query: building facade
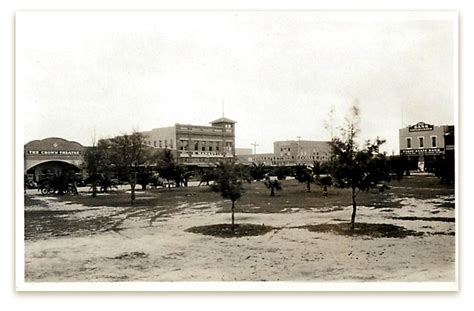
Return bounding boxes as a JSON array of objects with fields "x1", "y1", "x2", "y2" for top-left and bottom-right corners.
[
  {"x1": 141, "y1": 117, "x2": 236, "y2": 166},
  {"x1": 399, "y1": 121, "x2": 455, "y2": 171},
  {"x1": 24, "y1": 137, "x2": 85, "y2": 181},
  {"x1": 237, "y1": 140, "x2": 332, "y2": 166},
  {"x1": 235, "y1": 148, "x2": 253, "y2": 155}
]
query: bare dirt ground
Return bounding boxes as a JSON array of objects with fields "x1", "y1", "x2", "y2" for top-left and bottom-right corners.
[{"x1": 24, "y1": 176, "x2": 455, "y2": 282}]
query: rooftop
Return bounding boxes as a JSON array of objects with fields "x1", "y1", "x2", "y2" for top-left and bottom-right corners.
[{"x1": 210, "y1": 117, "x2": 236, "y2": 124}]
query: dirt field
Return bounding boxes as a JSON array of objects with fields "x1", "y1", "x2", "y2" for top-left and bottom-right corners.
[{"x1": 23, "y1": 175, "x2": 455, "y2": 282}]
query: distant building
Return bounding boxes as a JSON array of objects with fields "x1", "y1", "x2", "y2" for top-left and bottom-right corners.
[
  {"x1": 237, "y1": 140, "x2": 331, "y2": 166},
  {"x1": 399, "y1": 121, "x2": 455, "y2": 171},
  {"x1": 235, "y1": 148, "x2": 253, "y2": 155},
  {"x1": 141, "y1": 117, "x2": 236, "y2": 167},
  {"x1": 24, "y1": 137, "x2": 85, "y2": 181}
]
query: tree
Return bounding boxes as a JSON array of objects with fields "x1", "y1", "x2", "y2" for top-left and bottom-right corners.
[
  {"x1": 295, "y1": 164, "x2": 314, "y2": 192},
  {"x1": 173, "y1": 164, "x2": 194, "y2": 187},
  {"x1": 432, "y1": 154, "x2": 455, "y2": 185},
  {"x1": 264, "y1": 176, "x2": 282, "y2": 197},
  {"x1": 83, "y1": 140, "x2": 112, "y2": 197},
  {"x1": 313, "y1": 161, "x2": 332, "y2": 196},
  {"x1": 329, "y1": 104, "x2": 390, "y2": 229},
  {"x1": 272, "y1": 166, "x2": 292, "y2": 180},
  {"x1": 211, "y1": 162, "x2": 243, "y2": 231},
  {"x1": 249, "y1": 162, "x2": 267, "y2": 181},
  {"x1": 157, "y1": 149, "x2": 177, "y2": 188},
  {"x1": 198, "y1": 168, "x2": 217, "y2": 186},
  {"x1": 106, "y1": 131, "x2": 149, "y2": 204},
  {"x1": 387, "y1": 155, "x2": 408, "y2": 181}
]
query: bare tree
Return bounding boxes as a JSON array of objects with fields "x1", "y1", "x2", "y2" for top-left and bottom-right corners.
[
  {"x1": 107, "y1": 131, "x2": 148, "y2": 204},
  {"x1": 83, "y1": 139, "x2": 112, "y2": 197}
]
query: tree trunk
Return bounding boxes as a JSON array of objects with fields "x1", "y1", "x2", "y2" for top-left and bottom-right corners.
[
  {"x1": 92, "y1": 180, "x2": 97, "y2": 197},
  {"x1": 351, "y1": 187, "x2": 357, "y2": 230},
  {"x1": 231, "y1": 200, "x2": 235, "y2": 231},
  {"x1": 270, "y1": 186, "x2": 275, "y2": 197},
  {"x1": 130, "y1": 172, "x2": 137, "y2": 205},
  {"x1": 307, "y1": 180, "x2": 311, "y2": 192},
  {"x1": 323, "y1": 185, "x2": 328, "y2": 197},
  {"x1": 131, "y1": 184, "x2": 136, "y2": 204}
]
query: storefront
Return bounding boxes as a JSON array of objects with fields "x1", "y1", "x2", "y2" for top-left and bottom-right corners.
[
  {"x1": 24, "y1": 137, "x2": 85, "y2": 182},
  {"x1": 399, "y1": 122, "x2": 454, "y2": 172}
]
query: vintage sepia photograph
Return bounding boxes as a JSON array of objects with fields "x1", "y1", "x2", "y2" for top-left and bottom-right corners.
[{"x1": 16, "y1": 11, "x2": 458, "y2": 291}]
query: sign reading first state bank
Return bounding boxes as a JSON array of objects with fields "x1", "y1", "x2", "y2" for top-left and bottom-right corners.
[{"x1": 401, "y1": 148, "x2": 444, "y2": 156}]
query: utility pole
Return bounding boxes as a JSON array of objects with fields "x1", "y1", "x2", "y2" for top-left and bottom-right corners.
[
  {"x1": 251, "y1": 141, "x2": 259, "y2": 155},
  {"x1": 296, "y1": 136, "x2": 301, "y2": 164}
]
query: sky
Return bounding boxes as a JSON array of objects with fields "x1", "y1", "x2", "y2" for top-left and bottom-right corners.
[{"x1": 17, "y1": 11, "x2": 456, "y2": 154}]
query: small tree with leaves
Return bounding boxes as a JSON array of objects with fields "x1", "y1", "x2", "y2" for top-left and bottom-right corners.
[
  {"x1": 198, "y1": 168, "x2": 217, "y2": 186},
  {"x1": 295, "y1": 164, "x2": 314, "y2": 192},
  {"x1": 249, "y1": 162, "x2": 268, "y2": 181},
  {"x1": 330, "y1": 104, "x2": 390, "y2": 229},
  {"x1": 263, "y1": 176, "x2": 282, "y2": 197},
  {"x1": 313, "y1": 161, "x2": 332, "y2": 196},
  {"x1": 211, "y1": 162, "x2": 243, "y2": 231},
  {"x1": 157, "y1": 149, "x2": 177, "y2": 188}
]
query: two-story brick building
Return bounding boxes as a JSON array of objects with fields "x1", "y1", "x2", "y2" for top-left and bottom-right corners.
[
  {"x1": 399, "y1": 121, "x2": 455, "y2": 171},
  {"x1": 141, "y1": 117, "x2": 236, "y2": 166}
]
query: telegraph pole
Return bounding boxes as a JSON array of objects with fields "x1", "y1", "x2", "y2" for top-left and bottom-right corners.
[
  {"x1": 296, "y1": 136, "x2": 301, "y2": 164},
  {"x1": 251, "y1": 141, "x2": 259, "y2": 155}
]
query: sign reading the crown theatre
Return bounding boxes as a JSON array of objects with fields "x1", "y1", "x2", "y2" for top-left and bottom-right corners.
[
  {"x1": 401, "y1": 148, "x2": 444, "y2": 156},
  {"x1": 27, "y1": 150, "x2": 81, "y2": 155},
  {"x1": 409, "y1": 122, "x2": 434, "y2": 132}
]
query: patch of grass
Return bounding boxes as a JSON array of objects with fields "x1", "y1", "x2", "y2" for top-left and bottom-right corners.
[
  {"x1": 391, "y1": 216, "x2": 455, "y2": 223},
  {"x1": 304, "y1": 222, "x2": 423, "y2": 238},
  {"x1": 42, "y1": 176, "x2": 454, "y2": 215},
  {"x1": 24, "y1": 195, "x2": 49, "y2": 207},
  {"x1": 24, "y1": 210, "x2": 121, "y2": 240},
  {"x1": 437, "y1": 202, "x2": 455, "y2": 209},
  {"x1": 54, "y1": 187, "x2": 222, "y2": 208},
  {"x1": 431, "y1": 231, "x2": 455, "y2": 236},
  {"x1": 186, "y1": 223, "x2": 274, "y2": 238},
  {"x1": 109, "y1": 252, "x2": 148, "y2": 260},
  {"x1": 24, "y1": 175, "x2": 455, "y2": 240}
]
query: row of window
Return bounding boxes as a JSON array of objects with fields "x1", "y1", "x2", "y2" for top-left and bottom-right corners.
[
  {"x1": 146, "y1": 139, "x2": 174, "y2": 148},
  {"x1": 179, "y1": 141, "x2": 233, "y2": 152},
  {"x1": 406, "y1": 136, "x2": 437, "y2": 149},
  {"x1": 179, "y1": 127, "x2": 224, "y2": 132},
  {"x1": 178, "y1": 125, "x2": 233, "y2": 131}
]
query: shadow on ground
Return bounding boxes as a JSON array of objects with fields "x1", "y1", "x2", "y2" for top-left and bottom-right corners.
[
  {"x1": 186, "y1": 223, "x2": 274, "y2": 238},
  {"x1": 303, "y1": 222, "x2": 423, "y2": 238}
]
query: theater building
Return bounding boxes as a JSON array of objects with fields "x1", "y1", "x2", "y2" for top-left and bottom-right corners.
[
  {"x1": 399, "y1": 122, "x2": 455, "y2": 171},
  {"x1": 141, "y1": 117, "x2": 236, "y2": 166},
  {"x1": 237, "y1": 140, "x2": 332, "y2": 166},
  {"x1": 24, "y1": 137, "x2": 85, "y2": 181}
]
